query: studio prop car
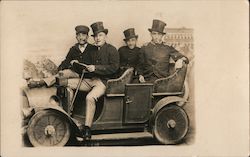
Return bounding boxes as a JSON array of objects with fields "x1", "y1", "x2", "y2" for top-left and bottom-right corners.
[{"x1": 22, "y1": 62, "x2": 190, "y2": 147}]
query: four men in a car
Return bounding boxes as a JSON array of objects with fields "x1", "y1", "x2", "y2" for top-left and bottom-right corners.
[{"x1": 27, "y1": 19, "x2": 189, "y2": 140}]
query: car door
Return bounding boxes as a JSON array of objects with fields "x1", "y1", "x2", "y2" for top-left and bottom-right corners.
[{"x1": 123, "y1": 84, "x2": 153, "y2": 124}]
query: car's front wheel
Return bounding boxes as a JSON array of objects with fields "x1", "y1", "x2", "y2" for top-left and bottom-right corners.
[{"x1": 27, "y1": 109, "x2": 71, "y2": 147}]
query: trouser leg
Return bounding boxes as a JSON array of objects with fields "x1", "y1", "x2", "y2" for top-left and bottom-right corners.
[
  {"x1": 67, "y1": 78, "x2": 92, "y2": 104},
  {"x1": 67, "y1": 78, "x2": 106, "y2": 127},
  {"x1": 43, "y1": 69, "x2": 79, "y2": 86},
  {"x1": 84, "y1": 79, "x2": 106, "y2": 127},
  {"x1": 66, "y1": 87, "x2": 74, "y2": 103}
]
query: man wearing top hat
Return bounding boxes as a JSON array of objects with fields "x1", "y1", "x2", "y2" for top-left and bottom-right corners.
[
  {"x1": 137, "y1": 19, "x2": 189, "y2": 83},
  {"x1": 69, "y1": 21, "x2": 119, "y2": 140},
  {"x1": 28, "y1": 25, "x2": 97, "y2": 87},
  {"x1": 118, "y1": 28, "x2": 141, "y2": 78}
]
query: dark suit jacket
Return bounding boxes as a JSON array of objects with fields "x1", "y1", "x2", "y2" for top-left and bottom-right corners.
[
  {"x1": 58, "y1": 43, "x2": 97, "y2": 73},
  {"x1": 138, "y1": 42, "x2": 189, "y2": 78},
  {"x1": 118, "y1": 46, "x2": 140, "y2": 70},
  {"x1": 89, "y1": 43, "x2": 120, "y2": 83}
]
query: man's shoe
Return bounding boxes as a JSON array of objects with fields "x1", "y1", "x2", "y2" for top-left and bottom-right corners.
[
  {"x1": 28, "y1": 79, "x2": 46, "y2": 88},
  {"x1": 80, "y1": 125, "x2": 92, "y2": 141},
  {"x1": 84, "y1": 126, "x2": 92, "y2": 140}
]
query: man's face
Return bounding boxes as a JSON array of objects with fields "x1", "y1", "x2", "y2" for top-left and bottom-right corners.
[
  {"x1": 126, "y1": 37, "x2": 137, "y2": 49},
  {"x1": 94, "y1": 32, "x2": 107, "y2": 46},
  {"x1": 76, "y1": 33, "x2": 88, "y2": 45},
  {"x1": 150, "y1": 31, "x2": 164, "y2": 44}
]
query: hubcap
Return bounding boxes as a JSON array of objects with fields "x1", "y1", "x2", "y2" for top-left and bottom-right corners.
[
  {"x1": 44, "y1": 125, "x2": 56, "y2": 136},
  {"x1": 167, "y1": 119, "x2": 176, "y2": 129}
]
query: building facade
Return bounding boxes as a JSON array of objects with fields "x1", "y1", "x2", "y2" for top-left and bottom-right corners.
[{"x1": 163, "y1": 27, "x2": 194, "y2": 60}]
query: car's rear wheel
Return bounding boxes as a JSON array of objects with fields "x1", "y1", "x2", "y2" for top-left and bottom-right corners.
[
  {"x1": 27, "y1": 109, "x2": 71, "y2": 147},
  {"x1": 153, "y1": 104, "x2": 189, "y2": 144}
]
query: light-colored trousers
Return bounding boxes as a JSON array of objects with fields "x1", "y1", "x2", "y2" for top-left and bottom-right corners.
[{"x1": 44, "y1": 69, "x2": 106, "y2": 127}]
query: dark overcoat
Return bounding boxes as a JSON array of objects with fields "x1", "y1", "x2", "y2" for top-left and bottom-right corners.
[{"x1": 137, "y1": 42, "x2": 189, "y2": 79}]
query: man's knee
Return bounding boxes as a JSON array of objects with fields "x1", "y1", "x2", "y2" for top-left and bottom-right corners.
[
  {"x1": 61, "y1": 69, "x2": 79, "y2": 78},
  {"x1": 67, "y1": 79, "x2": 79, "y2": 89},
  {"x1": 86, "y1": 94, "x2": 97, "y2": 103},
  {"x1": 95, "y1": 81, "x2": 107, "y2": 94}
]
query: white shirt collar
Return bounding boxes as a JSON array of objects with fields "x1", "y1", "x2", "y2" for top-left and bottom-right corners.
[
  {"x1": 150, "y1": 40, "x2": 163, "y2": 45},
  {"x1": 78, "y1": 43, "x2": 88, "y2": 53}
]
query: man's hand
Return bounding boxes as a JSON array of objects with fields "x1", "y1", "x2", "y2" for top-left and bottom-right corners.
[
  {"x1": 70, "y1": 60, "x2": 79, "y2": 65},
  {"x1": 139, "y1": 75, "x2": 146, "y2": 83},
  {"x1": 175, "y1": 58, "x2": 184, "y2": 70},
  {"x1": 86, "y1": 65, "x2": 95, "y2": 72}
]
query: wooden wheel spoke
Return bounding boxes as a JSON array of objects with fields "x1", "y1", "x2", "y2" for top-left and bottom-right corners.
[
  {"x1": 36, "y1": 119, "x2": 47, "y2": 128},
  {"x1": 44, "y1": 136, "x2": 50, "y2": 146},
  {"x1": 38, "y1": 135, "x2": 47, "y2": 145},
  {"x1": 49, "y1": 136, "x2": 53, "y2": 145},
  {"x1": 55, "y1": 132, "x2": 62, "y2": 142},
  {"x1": 54, "y1": 121, "x2": 63, "y2": 128},
  {"x1": 174, "y1": 112, "x2": 186, "y2": 130},
  {"x1": 56, "y1": 128, "x2": 66, "y2": 134},
  {"x1": 50, "y1": 115, "x2": 57, "y2": 125},
  {"x1": 35, "y1": 123, "x2": 46, "y2": 129},
  {"x1": 34, "y1": 131, "x2": 44, "y2": 140},
  {"x1": 47, "y1": 116, "x2": 51, "y2": 125},
  {"x1": 34, "y1": 128, "x2": 45, "y2": 137},
  {"x1": 52, "y1": 134, "x2": 59, "y2": 144}
]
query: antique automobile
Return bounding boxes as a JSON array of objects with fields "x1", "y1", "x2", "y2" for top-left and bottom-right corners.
[{"x1": 22, "y1": 62, "x2": 190, "y2": 147}]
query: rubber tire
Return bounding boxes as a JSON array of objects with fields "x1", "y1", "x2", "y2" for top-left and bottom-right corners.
[
  {"x1": 27, "y1": 110, "x2": 71, "y2": 147},
  {"x1": 153, "y1": 104, "x2": 189, "y2": 144}
]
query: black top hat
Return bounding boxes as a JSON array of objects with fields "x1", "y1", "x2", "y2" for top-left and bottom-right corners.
[
  {"x1": 90, "y1": 22, "x2": 108, "y2": 36},
  {"x1": 148, "y1": 19, "x2": 166, "y2": 34},
  {"x1": 123, "y1": 28, "x2": 138, "y2": 41},
  {"x1": 75, "y1": 25, "x2": 89, "y2": 34}
]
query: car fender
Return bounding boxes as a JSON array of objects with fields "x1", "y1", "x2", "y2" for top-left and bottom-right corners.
[
  {"x1": 22, "y1": 86, "x2": 57, "y2": 108},
  {"x1": 32, "y1": 106, "x2": 81, "y2": 135},
  {"x1": 152, "y1": 96, "x2": 187, "y2": 118}
]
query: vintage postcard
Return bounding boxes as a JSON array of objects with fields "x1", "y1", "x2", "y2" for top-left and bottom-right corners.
[{"x1": 0, "y1": 0, "x2": 249, "y2": 157}]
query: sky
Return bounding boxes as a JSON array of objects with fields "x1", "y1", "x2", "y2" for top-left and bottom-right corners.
[{"x1": 1, "y1": 1, "x2": 198, "y2": 64}]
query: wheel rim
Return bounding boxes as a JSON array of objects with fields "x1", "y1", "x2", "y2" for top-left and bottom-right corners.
[
  {"x1": 154, "y1": 105, "x2": 189, "y2": 144},
  {"x1": 27, "y1": 110, "x2": 71, "y2": 147}
]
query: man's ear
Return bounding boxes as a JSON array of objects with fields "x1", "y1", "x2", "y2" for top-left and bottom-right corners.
[{"x1": 150, "y1": 32, "x2": 154, "y2": 38}]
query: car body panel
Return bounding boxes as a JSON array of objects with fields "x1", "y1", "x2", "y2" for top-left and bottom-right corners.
[{"x1": 124, "y1": 84, "x2": 153, "y2": 124}]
